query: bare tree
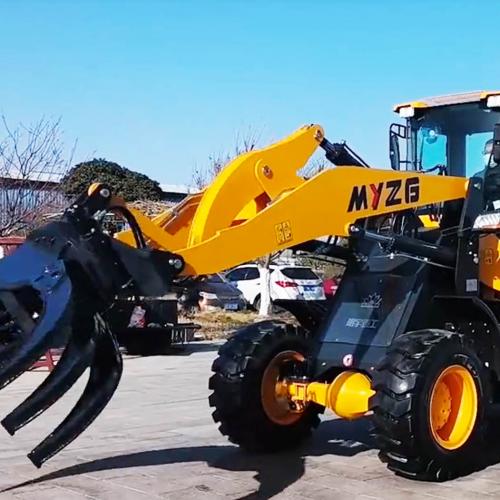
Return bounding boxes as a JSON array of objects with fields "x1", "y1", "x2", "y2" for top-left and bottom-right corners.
[
  {"x1": 0, "y1": 116, "x2": 75, "y2": 236},
  {"x1": 192, "y1": 127, "x2": 261, "y2": 190}
]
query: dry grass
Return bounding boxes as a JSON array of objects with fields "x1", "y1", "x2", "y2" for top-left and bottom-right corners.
[{"x1": 180, "y1": 309, "x2": 297, "y2": 340}]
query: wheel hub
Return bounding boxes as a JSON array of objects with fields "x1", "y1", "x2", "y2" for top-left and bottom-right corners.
[
  {"x1": 429, "y1": 364, "x2": 478, "y2": 450},
  {"x1": 261, "y1": 350, "x2": 305, "y2": 425},
  {"x1": 431, "y1": 382, "x2": 452, "y2": 431}
]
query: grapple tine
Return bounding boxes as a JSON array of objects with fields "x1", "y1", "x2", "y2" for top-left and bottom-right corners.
[
  {"x1": 0, "y1": 291, "x2": 35, "y2": 335},
  {"x1": 1, "y1": 312, "x2": 96, "y2": 435},
  {"x1": 27, "y1": 314, "x2": 123, "y2": 468}
]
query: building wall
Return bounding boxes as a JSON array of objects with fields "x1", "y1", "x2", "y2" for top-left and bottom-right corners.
[
  {"x1": 0, "y1": 186, "x2": 67, "y2": 227},
  {"x1": 1, "y1": 176, "x2": 191, "y2": 235},
  {"x1": 0, "y1": 180, "x2": 67, "y2": 235}
]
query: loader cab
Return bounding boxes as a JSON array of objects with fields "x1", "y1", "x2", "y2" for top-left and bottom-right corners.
[{"x1": 390, "y1": 91, "x2": 500, "y2": 178}]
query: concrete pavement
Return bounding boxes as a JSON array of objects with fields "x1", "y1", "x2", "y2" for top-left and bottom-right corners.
[{"x1": 0, "y1": 342, "x2": 499, "y2": 499}]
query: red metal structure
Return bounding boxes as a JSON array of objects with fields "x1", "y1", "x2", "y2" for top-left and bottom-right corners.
[{"x1": 0, "y1": 236, "x2": 25, "y2": 257}]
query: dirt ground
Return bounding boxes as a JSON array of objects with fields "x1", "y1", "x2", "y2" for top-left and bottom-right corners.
[{"x1": 181, "y1": 309, "x2": 297, "y2": 340}]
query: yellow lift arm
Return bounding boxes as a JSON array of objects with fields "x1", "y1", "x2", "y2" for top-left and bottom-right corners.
[{"x1": 115, "y1": 124, "x2": 468, "y2": 276}]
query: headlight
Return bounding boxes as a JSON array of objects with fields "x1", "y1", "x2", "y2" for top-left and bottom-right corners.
[
  {"x1": 487, "y1": 95, "x2": 500, "y2": 108},
  {"x1": 398, "y1": 106, "x2": 415, "y2": 118},
  {"x1": 200, "y1": 292, "x2": 218, "y2": 299}
]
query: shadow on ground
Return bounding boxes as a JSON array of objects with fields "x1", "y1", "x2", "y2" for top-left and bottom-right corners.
[
  {"x1": 4, "y1": 417, "x2": 373, "y2": 499},
  {"x1": 167, "y1": 341, "x2": 223, "y2": 355},
  {"x1": 123, "y1": 340, "x2": 222, "y2": 358}
]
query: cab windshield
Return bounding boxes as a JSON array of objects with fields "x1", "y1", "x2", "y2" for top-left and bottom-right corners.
[{"x1": 410, "y1": 103, "x2": 500, "y2": 177}]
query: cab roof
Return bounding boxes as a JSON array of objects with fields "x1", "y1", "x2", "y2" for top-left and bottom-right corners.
[{"x1": 394, "y1": 90, "x2": 500, "y2": 113}]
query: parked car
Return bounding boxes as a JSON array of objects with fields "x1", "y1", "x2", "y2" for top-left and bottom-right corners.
[
  {"x1": 225, "y1": 264, "x2": 325, "y2": 309},
  {"x1": 178, "y1": 273, "x2": 247, "y2": 312}
]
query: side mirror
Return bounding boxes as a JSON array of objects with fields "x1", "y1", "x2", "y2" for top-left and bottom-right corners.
[
  {"x1": 389, "y1": 132, "x2": 400, "y2": 170},
  {"x1": 493, "y1": 123, "x2": 500, "y2": 165},
  {"x1": 389, "y1": 123, "x2": 406, "y2": 170}
]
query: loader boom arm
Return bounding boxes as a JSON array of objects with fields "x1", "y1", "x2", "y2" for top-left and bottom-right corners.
[{"x1": 116, "y1": 124, "x2": 468, "y2": 275}]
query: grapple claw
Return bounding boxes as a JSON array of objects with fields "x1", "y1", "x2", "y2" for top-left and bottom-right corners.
[
  {"x1": 27, "y1": 314, "x2": 122, "y2": 468},
  {"x1": 0, "y1": 184, "x2": 182, "y2": 466}
]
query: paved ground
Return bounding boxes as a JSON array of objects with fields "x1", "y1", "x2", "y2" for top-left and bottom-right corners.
[{"x1": 0, "y1": 342, "x2": 500, "y2": 499}]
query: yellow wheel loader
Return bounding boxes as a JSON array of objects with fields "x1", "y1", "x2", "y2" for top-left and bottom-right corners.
[{"x1": 1, "y1": 90, "x2": 500, "y2": 481}]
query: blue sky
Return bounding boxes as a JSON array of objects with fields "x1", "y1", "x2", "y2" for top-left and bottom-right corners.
[{"x1": 1, "y1": 0, "x2": 499, "y2": 185}]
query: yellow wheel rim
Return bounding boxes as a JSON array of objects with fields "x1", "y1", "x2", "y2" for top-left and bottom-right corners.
[
  {"x1": 261, "y1": 350, "x2": 304, "y2": 425},
  {"x1": 429, "y1": 364, "x2": 478, "y2": 450}
]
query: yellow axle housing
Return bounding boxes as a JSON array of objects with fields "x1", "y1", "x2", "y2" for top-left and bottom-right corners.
[{"x1": 287, "y1": 371, "x2": 375, "y2": 420}]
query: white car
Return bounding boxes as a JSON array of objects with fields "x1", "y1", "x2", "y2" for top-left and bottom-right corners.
[{"x1": 225, "y1": 264, "x2": 325, "y2": 309}]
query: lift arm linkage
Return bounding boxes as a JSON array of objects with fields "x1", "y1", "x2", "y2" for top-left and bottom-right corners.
[{"x1": 115, "y1": 124, "x2": 469, "y2": 275}]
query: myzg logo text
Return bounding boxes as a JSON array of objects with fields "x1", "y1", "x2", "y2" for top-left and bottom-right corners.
[{"x1": 347, "y1": 177, "x2": 420, "y2": 212}]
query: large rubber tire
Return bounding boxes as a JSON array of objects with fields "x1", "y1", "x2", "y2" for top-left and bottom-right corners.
[
  {"x1": 209, "y1": 320, "x2": 322, "y2": 451},
  {"x1": 370, "y1": 329, "x2": 491, "y2": 481}
]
